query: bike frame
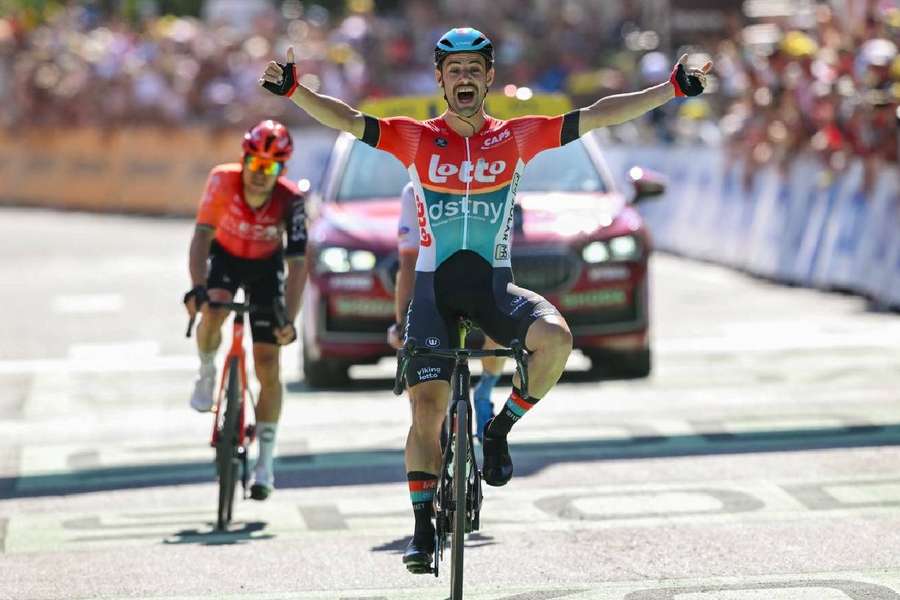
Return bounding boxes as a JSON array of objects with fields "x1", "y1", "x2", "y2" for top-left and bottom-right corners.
[
  {"x1": 187, "y1": 296, "x2": 285, "y2": 531},
  {"x1": 210, "y1": 312, "x2": 253, "y2": 450},
  {"x1": 393, "y1": 321, "x2": 528, "y2": 599}
]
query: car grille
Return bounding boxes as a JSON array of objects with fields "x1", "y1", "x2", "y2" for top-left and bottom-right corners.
[
  {"x1": 380, "y1": 249, "x2": 579, "y2": 295},
  {"x1": 326, "y1": 314, "x2": 393, "y2": 334},
  {"x1": 511, "y1": 250, "x2": 579, "y2": 294},
  {"x1": 563, "y1": 302, "x2": 639, "y2": 327}
]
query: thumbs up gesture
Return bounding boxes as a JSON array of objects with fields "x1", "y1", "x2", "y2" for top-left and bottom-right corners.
[
  {"x1": 670, "y1": 54, "x2": 713, "y2": 97},
  {"x1": 260, "y1": 46, "x2": 299, "y2": 97}
]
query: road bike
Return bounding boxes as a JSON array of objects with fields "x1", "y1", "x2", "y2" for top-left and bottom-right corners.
[
  {"x1": 394, "y1": 319, "x2": 528, "y2": 600},
  {"x1": 186, "y1": 297, "x2": 284, "y2": 530}
]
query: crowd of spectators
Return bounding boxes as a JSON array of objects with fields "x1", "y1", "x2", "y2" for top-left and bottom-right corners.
[
  {"x1": 709, "y1": 0, "x2": 900, "y2": 183},
  {"x1": 1, "y1": 0, "x2": 897, "y2": 174}
]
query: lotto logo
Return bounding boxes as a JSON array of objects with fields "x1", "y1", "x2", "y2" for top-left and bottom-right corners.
[{"x1": 427, "y1": 154, "x2": 507, "y2": 184}]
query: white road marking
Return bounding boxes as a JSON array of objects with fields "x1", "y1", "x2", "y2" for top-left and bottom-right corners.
[
  {"x1": 67, "y1": 340, "x2": 160, "y2": 360},
  {"x1": 51, "y1": 294, "x2": 123, "y2": 314},
  {"x1": 0, "y1": 339, "x2": 301, "y2": 377},
  {"x1": 571, "y1": 491, "x2": 723, "y2": 516},
  {"x1": 0, "y1": 354, "x2": 198, "y2": 375}
]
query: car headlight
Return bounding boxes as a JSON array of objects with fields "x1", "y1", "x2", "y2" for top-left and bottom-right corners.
[
  {"x1": 317, "y1": 247, "x2": 377, "y2": 273},
  {"x1": 608, "y1": 235, "x2": 640, "y2": 260},
  {"x1": 582, "y1": 236, "x2": 641, "y2": 264},
  {"x1": 582, "y1": 241, "x2": 610, "y2": 263}
]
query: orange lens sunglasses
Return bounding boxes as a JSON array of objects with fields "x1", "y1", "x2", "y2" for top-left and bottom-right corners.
[{"x1": 244, "y1": 155, "x2": 283, "y2": 176}]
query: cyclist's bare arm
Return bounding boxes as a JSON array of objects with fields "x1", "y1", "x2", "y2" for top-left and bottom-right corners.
[
  {"x1": 576, "y1": 54, "x2": 712, "y2": 134},
  {"x1": 189, "y1": 225, "x2": 215, "y2": 287},
  {"x1": 260, "y1": 47, "x2": 366, "y2": 139}
]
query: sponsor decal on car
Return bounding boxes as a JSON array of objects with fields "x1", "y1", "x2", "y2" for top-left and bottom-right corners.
[
  {"x1": 588, "y1": 266, "x2": 631, "y2": 282},
  {"x1": 332, "y1": 297, "x2": 395, "y2": 317},
  {"x1": 559, "y1": 289, "x2": 628, "y2": 309}
]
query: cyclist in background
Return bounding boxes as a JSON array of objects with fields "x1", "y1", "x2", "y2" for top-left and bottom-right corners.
[
  {"x1": 388, "y1": 182, "x2": 504, "y2": 441},
  {"x1": 183, "y1": 119, "x2": 308, "y2": 501},
  {"x1": 260, "y1": 27, "x2": 709, "y2": 571}
]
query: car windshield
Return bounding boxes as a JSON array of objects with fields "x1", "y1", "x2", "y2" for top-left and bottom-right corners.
[{"x1": 334, "y1": 137, "x2": 606, "y2": 201}]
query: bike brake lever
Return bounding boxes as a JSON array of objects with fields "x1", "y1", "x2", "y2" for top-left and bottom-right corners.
[
  {"x1": 393, "y1": 350, "x2": 409, "y2": 396},
  {"x1": 185, "y1": 315, "x2": 196, "y2": 338}
]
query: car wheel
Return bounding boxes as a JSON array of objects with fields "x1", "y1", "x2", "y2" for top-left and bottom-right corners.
[
  {"x1": 302, "y1": 343, "x2": 351, "y2": 388},
  {"x1": 585, "y1": 348, "x2": 651, "y2": 380}
]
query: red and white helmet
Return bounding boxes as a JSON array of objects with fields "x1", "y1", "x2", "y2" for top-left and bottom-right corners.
[{"x1": 242, "y1": 119, "x2": 293, "y2": 162}]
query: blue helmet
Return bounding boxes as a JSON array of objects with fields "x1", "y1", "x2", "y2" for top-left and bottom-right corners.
[{"x1": 434, "y1": 27, "x2": 494, "y2": 69}]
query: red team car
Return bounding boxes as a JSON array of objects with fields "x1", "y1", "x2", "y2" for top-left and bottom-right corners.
[{"x1": 300, "y1": 130, "x2": 665, "y2": 387}]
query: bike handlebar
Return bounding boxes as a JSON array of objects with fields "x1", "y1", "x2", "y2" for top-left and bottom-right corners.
[
  {"x1": 185, "y1": 300, "x2": 287, "y2": 338},
  {"x1": 392, "y1": 338, "x2": 529, "y2": 398}
]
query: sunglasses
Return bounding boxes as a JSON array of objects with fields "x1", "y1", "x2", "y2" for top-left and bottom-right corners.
[{"x1": 244, "y1": 155, "x2": 284, "y2": 176}]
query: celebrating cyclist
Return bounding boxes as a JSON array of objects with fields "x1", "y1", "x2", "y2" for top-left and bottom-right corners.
[
  {"x1": 183, "y1": 119, "x2": 308, "y2": 501},
  {"x1": 389, "y1": 181, "x2": 504, "y2": 441},
  {"x1": 260, "y1": 28, "x2": 710, "y2": 571}
]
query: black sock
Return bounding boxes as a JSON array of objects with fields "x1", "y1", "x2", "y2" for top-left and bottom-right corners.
[
  {"x1": 486, "y1": 386, "x2": 540, "y2": 438},
  {"x1": 407, "y1": 471, "x2": 437, "y2": 538}
]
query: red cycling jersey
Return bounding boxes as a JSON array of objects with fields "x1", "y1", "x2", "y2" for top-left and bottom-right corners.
[
  {"x1": 196, "y1": 163, "x2": 306, "y2": 260},
  {"x1": 362, "y1": 112, "x2": 580, "y2": 270}
]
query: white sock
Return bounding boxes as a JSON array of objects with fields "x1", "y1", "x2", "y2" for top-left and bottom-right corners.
[
  {"x1": 199, "y1": 351, "x2": 216, "y2": 372},
  {"x1": 255, "y1": 421, "x2": 278, "y2": 474}
]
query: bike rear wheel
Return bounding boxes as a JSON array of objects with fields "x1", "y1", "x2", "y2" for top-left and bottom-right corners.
[
  {"x1": 449, "y1": 402, "x2": 467, "y2": 599},
  {"x1": 216, "y1": 357, "x2": 242, "y2": 531}
]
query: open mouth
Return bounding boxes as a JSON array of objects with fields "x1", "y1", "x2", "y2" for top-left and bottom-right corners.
[{"x1": 455, "y1": 86, "x2": 476, "y2": 105}]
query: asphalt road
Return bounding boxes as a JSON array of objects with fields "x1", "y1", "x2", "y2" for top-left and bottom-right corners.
[{"x1": 2, "y1": 207, "x2": 900, "y2": 600}]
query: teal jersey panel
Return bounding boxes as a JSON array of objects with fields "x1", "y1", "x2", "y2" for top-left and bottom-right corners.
[{"x1": 420, "y1": 186, "x2": 511, "y2": 266}]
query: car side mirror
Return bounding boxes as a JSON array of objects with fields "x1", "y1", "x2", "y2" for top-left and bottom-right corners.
[{"x1": 628, "y1": 166, "x2": 666, "y2": 204}]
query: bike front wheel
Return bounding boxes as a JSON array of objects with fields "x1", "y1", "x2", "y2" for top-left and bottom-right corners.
[
  {"x1": 449, "y1": 403, "x2": 468, "y2": 599},
  {"x1": 216, "y1": 357, "x2": 242, "y2": 531}
]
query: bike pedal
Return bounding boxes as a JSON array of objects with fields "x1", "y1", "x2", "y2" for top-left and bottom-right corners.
[{"x1": 405, "y1": 561, "x2": 434, "y2": 575}]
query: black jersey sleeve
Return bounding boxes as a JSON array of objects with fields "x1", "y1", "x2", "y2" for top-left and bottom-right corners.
[{"x1": 285, "y1": 194, "x2": 307, "y2": 258}]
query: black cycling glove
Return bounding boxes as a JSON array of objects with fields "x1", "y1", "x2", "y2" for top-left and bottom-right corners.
[
  {"x1": 262, "y1": 62, "x2": 299, "y2": 97},
  {"x1": 183, "y1": 285, "x2": 209, "y2": 309},
  {"x1": 669, "y1": 63, "x2": 705, "y2": 97}
]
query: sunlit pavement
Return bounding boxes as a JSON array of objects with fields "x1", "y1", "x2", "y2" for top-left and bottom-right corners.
[{"x1": 2, "y1": 208, "x2": 900, "y2": 600}]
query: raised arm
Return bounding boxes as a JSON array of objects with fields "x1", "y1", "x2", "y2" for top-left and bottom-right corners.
[
  {"x1": 260, "y1": 47, "x2": 366, "y2": 139},
  {"x1": 577, "y1": 54, "x2": 712, "y2": 135}
]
